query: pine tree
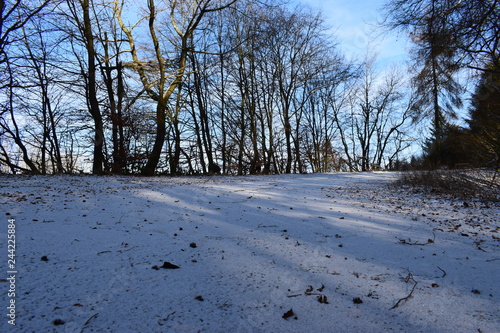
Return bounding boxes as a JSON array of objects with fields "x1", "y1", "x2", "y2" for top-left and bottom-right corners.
[{"x1": 467, "y1": 63, "x2": 500, "y2": 168}]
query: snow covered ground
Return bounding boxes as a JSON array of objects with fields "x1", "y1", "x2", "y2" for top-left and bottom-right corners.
[{"x1": 1, "y1": 172, "x2": 499, "y2": 333}]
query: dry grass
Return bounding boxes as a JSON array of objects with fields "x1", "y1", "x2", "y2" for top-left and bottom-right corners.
[{"x1": 397, "y1": 168, "x2": 500, "y2": 203}]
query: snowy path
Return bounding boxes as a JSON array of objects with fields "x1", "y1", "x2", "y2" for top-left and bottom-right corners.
[{"x1": 1, "y1": 172, "x2": 499, "y2": 332}]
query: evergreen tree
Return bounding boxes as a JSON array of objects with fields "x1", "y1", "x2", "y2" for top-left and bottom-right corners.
[
  {"x1": 467, "y1": 62, "x2": 500, "y2": 168},
  {"x1": 384, "y1": 0, "x2": 463, "y2": 157}
]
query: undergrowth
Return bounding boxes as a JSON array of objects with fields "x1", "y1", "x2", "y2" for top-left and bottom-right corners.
[{"x1": 397, "y1": 168, "x2": 500, "y2": 203}]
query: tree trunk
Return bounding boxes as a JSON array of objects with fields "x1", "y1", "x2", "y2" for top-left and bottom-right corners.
[
  {"x1": 82, "y1": 0, "x2": 104, "y2": 174},
  {"x1": 142, "y1": 100, "x2": 167, "y2": 175}
]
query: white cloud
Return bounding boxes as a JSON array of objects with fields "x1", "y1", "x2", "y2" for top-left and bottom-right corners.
[{"x1": 293, "y1": 0, "x2": 409, "y2": 63}]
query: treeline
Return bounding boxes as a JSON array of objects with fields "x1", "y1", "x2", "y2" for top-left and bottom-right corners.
[{"x1": 0, "y1": 0, "x2": 497, "y2": 175}]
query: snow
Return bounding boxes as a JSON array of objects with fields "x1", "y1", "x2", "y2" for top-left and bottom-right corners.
[{"x1": 1, "y1": 172, "x2": 499, "y2": 332}]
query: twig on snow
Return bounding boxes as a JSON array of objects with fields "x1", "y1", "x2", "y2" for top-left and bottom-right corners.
[
  {"x1": 80, "y1": 313, "x2": 99, "y2": 332},
  {"x1": 117, "y1": 245, "x2": 138, "y2": 253},
  {"x1": 257, "y1": 224, "x2": 278, "y2": 228},
  {"x1": 390, "y1": 271, "x2": 418, "y2": 310},
  {"x1": 474, "y1": 240, "x2": 487, "y2": 252},
  {"x1": 437, "y1": 266, "x2": 447, "y2": 278},
  {"x1": 486, "y1": 258, "x2": 500, "y2": 262},
  {"x1": 398, "y1": 233, "x2": 435, "y2": 246}
]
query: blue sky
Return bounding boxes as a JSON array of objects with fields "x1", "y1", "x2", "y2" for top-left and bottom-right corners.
[{"x1": 293, "y1": 0, "x2": 410, "y2": 65}]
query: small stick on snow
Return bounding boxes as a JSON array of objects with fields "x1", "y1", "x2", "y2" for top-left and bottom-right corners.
[
  {"x1": 398, "y1": 233, "x2": 435, "y2": 246},
  {"x1": 486, "y1": 258, "x2": 500, "y2": 262},
  {"x1": 390, "y1": 272, "x2": 418, "y2": 310},
  {"x1": 81, "y1": 313, "x2": 99, "y2": 332},
  {"x1": 437, "y1": 266, "x2": 447, "y2": 278},
  {"x1": 117, "y1": 245, "x2": 138, "y2": 253}
]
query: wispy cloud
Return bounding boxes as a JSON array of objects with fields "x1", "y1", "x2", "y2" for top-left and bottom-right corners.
[{"x1": 294, "y1": 0, "x2": 409, "y2": 63}]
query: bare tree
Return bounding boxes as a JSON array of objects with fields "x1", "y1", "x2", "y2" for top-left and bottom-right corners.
[
  {"x1": 302, "y1": 57, "x2": 354, "y2": 172},
  {"x1": 337, "y1": 54, "x2": 413, "y2": 171},
  {"x1": 98, "y1": 31, "x2": 127, "y2": 174},
  {"x1": 0, "y1": 64, "x2": 41, "y2": 173},
  {"x1": 116, "y1": 0, "x2": 235, "y2": 175},
  {"x1": 19, "y1": 22, "x2": 65, "y2": 174},
  {"x1": 0, "y1": 0, "x2": 53, "y2": 68},
  {"x1": 0, "y1": 0, "x2": 56, "y2": 173},
  {"x1": 264, "y1": 6, "x2": 334, "y2": 173},
  {"x1": 62, "y1": 0, "x2": 106, "y2": 174}
]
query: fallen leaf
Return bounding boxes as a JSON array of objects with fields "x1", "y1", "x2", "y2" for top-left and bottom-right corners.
[
  {"x1": 161, "y1": 262, "x2": 180, "y2": 269},
  {"x1": 353, "y1": 297, "x2": 363, "y2": 304},
  {"x1": 317, "y1": 295, "x2": 329, "y2": 304},
  {"x1": 52, "y1": 319, "x2": 65, "y2": 326},
  {"x1": 282, "y1": 309, "x2": 296, "y2": 320}
]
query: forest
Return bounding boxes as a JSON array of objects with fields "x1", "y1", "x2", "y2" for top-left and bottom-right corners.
[{"x1": 0, "y1": 0, "x2": 498, "y2": 175}]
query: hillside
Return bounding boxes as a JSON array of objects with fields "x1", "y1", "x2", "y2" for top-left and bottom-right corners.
[{"x1": 1, "y1": 172, "x2": 499, "y2": 332}]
